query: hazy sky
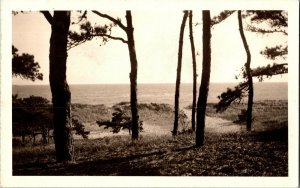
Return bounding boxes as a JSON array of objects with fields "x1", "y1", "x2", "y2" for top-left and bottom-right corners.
[{"x1": 12, "y1": 11, "x2": 288, "y2": 85}]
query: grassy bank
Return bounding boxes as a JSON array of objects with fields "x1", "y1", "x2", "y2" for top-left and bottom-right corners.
[
  {"x1": 13, "y1": 100, "x2": 288, "y2": 176},
  {"x1": 205, "y1": 100, "x2": 288, "y2": 132}
]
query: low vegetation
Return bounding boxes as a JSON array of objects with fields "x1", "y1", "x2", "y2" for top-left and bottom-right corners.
[
  {"x1": 205, "y1": 100, "x2": 288, "y2": 131},
  {"x1": 13, "y1": 100, "x2": 288, "y2": 176}
]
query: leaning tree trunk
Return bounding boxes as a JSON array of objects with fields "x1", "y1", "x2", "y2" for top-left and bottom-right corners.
[
  {"x1": 126, "y1": 11, "x2": 139, "y2": 140},
  {"x1": 238, "y1": 10, "x2": 253, "y2": 131},
  {"x1": 49, "y1": 11, "x2": 74, "y2": 162},
  {"x1": 195, "y1": 10, "x2": 211, "y2": 147},
  {"x1": 188, "y1": 10, "x2": 197, "y2": 132},
  {"x1": 173, "y1": 11, "x2": 189, "y2": 136}
]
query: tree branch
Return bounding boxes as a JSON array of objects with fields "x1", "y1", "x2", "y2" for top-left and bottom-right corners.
[
  {"x1": 92, "y1": 11, "x2": 127, "y2": 31},
  {"x1": 67, "y1": 33, "x2": 127, "y2": 50},
  {"x1": 252, "y1": 63, "x2": 288, "y2": 81},
  {"x1": 245, "y1": 24, "x2": 288, "y2": 35},
  {"x1": 67, "y1": 40, "x2": 88, "y2": 51},
  {"x1": 211, "y1": 10, "x2": 235, "y2": 26},
  {"x1": 72, "y1": 11, "x2": 87, "y2": 25},
  {"x1": 94, "y1": 34, "x2": 128, "y2": 43},
  {"x1": 40, "y1": 11, "x2": 53, "y2": 25}
]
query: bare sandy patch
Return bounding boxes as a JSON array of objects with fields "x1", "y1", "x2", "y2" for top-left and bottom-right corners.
[{"x1": 74, "y1": 109, "x2": 243, "y2": 140}]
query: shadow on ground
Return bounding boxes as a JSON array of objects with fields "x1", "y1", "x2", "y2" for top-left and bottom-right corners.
[{"x1": 14, "y1": 146, "x2": 196, "y2": 176}]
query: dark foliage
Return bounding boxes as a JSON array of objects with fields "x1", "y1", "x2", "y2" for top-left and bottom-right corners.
[
  {"x1": 12, "y1": 95, "x2": 52, "y2": 144},
  {"x1": 214, "y1": 82, "x2": 248, "y2": 112},
  {"x1": 252, "y1": 63, "x2": 288, "y2": 82},
  {"x1": 68, "y1": 19, "x2": 121, "y2": 50},
  {"x1": 260, "y1": 45, "x2": 287, "y2": 60},
  {"x1": 68, "y1": 11, "x2": 140, "y2": 140},
  {"x1": 215, "y1": 11, "x2": 288, "y2": 123},
  {"x1": 211, "y1": 10, "x2": 235, "y2": 26},
  {"x1": 72, "y1": 118, "x2": 90, "y2": 139},
  {"x1": 246, "y1": 11, "x2": 288, "y2": 80},
  {"x1": 13, "y1": 95, "x2": 91, "y2": 144},
  {"x1": 247, "y1": 11, "x2": 287, "y2": 31},
  {"x1": 12, "y1": 45, "x2": 43, "y2": 81},
  {"x1": 96, "y1": 111, "x2": 143, "y2": 135}
]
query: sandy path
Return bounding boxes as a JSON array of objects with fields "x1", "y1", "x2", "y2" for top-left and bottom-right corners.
[
  {"x1": 75, "y1": 110, "x2": 242, "y2": 140},
  {"x1": 183, "y1": 109, "x2": 242, "y2": 134},
  {"x1": 141, "y1": 116, "x2": 242, "y2": 136}
]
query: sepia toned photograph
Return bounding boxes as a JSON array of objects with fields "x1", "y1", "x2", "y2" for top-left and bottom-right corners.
[{"x1": 1, "y1": 1, "x2": 299, "y2": 187}]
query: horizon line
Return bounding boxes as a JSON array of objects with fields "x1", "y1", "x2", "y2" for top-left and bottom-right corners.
[{"x1": 13, "y1": 81, "x2": 288, "y2": 86}]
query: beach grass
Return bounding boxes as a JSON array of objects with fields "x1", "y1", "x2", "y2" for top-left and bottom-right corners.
[
  {"x1": 205, "y1": 100, "x2": 288, "y2": 132},
  {"x1": 13, "y1": 100, "x2": 288, "y2": 176}
]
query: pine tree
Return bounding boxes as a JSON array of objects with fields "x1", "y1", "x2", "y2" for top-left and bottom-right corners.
[
  {"x1": 195, "y1": 10, "x2": 211, "y2": 147},
  {"x1": 41, "y1": 11, "x2": 74, "y2": 162},
  {"x1": 12, "y1": 45, "x2": 43, "y2": 81},
  {"x1": 173, "y1": 11, "x2": 188, "y2": 136},
  {"x1": 214, "y1": 11, "x2": 288, "y2": 130},
  {"x1": 68, "y1": 11, "x2": 140, "y2": 140},
  {"x1": 188, "y1": 10, "x2": 197, "y2": 132}
]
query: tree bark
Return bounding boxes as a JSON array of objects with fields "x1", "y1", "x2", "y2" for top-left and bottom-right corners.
[
  {"x1": 49, "y1": 11, "x2": 74, "y2": 162},
  {"x1": 173, "y1": 11, "x2": 189, "y2": 136},
  {"x1": 22, "y1": 135, "x2": 25, "y2": 144},
  {"x1": 126, "y1": 11, "x2": 139, "y2": 140},
  {"x1": 196, "y1": 10, "x2": 211, "y2": 147},
  {"x1": 188, "y1": 11, "x2": 197, "y2": 132},
  {"x1": 238, "y1": 11, "x2": 253, "y2": 131}
]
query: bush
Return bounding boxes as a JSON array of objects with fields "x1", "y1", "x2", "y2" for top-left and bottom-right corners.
[
  {"x1": 96, "y1": 110, "x2": 143, "y2": 135},
  {"x1": 12, "y1": 95, "x2": 53, "y2": 145}
]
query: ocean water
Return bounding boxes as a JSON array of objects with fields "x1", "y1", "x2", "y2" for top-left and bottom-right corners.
[{"x1": 12, "y1": 82, "x2": 288, "y2": 107}]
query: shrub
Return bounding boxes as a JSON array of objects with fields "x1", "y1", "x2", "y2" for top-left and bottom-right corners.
[
  {"x1": 96, "y1": 111, "x2": 143, "y2": 135},
  {"x1": 12, "y1": 95, "x2": 53, "y2": 145}
]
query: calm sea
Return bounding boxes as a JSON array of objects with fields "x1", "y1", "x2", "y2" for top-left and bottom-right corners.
[{"x1": 12, "y1": 83, "x2": 288, "y2": 107}]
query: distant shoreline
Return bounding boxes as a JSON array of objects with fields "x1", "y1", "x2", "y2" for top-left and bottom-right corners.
[
  {"x1": 12, "y1": 81, "x2": 288, "y2": 86},
  {"x1": 13, "y1": 83, "x2": 288, "y2": 106}
]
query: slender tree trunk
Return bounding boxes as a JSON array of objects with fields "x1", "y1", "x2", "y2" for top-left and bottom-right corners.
[
  {"x1": 188, "y1": 10, "x2": 197, "y2": 132},
  {"x1": 21, "y1": 134, "x2": 25, "y2": 144},
  {"x1": 238, "y1": 11, "x2": 253, "y2": 131},
  {"x1": 49, "y1": 11, "x2": 74, "y2": 162},
  {"x1": 126, "y1": 11, "x2": 139, "y2": 140},
  {"x1": 33, "y1": 133, "x2": 36, "y2": 145},
  {"x1": 196, "y1": 10, "x2": 211, "y2": 147},
  {"x1": 42, "y1": 129, "x2": 48, "y2": 144},
  {"x1": 173, "y1": 11, "x2": 189, "y2": 136}
]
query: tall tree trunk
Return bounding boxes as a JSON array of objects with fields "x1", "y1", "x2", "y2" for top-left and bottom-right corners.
[
  {"x1": 21, "y1": 134, "x2": 25, "y2": 144},
  {"x1": 173, "y1": 11, "x2": 189, "y2": 136},
  {"x1": 126, "y1": 11, "x2": 139, "y2": 140},
  {"x1": 238, "y1": 11, "x2": 253, "y2": 131},
  {"x1": 49, "y1": 11, "x2": 74, "y2": 162},
  {"x1": 196, "y1": 10, "x2": 211, "y2": 147},
  {"x1": 33, "y1": 133, "x2": 36, "y2": 145},
  {"x1": 42, "y1": 128, "x2": 48, "y2": 144},
  {"x1": 188, "y1": 10, "x2": 197, "y2": 132}
]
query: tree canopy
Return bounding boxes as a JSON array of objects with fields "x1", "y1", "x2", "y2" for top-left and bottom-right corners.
[
  {"x1": 214, "y1": 10, "x2": 288, "y2": 118},
  {"x1": 12, "y1": 45, "x2": 43, "y2": 81}
]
